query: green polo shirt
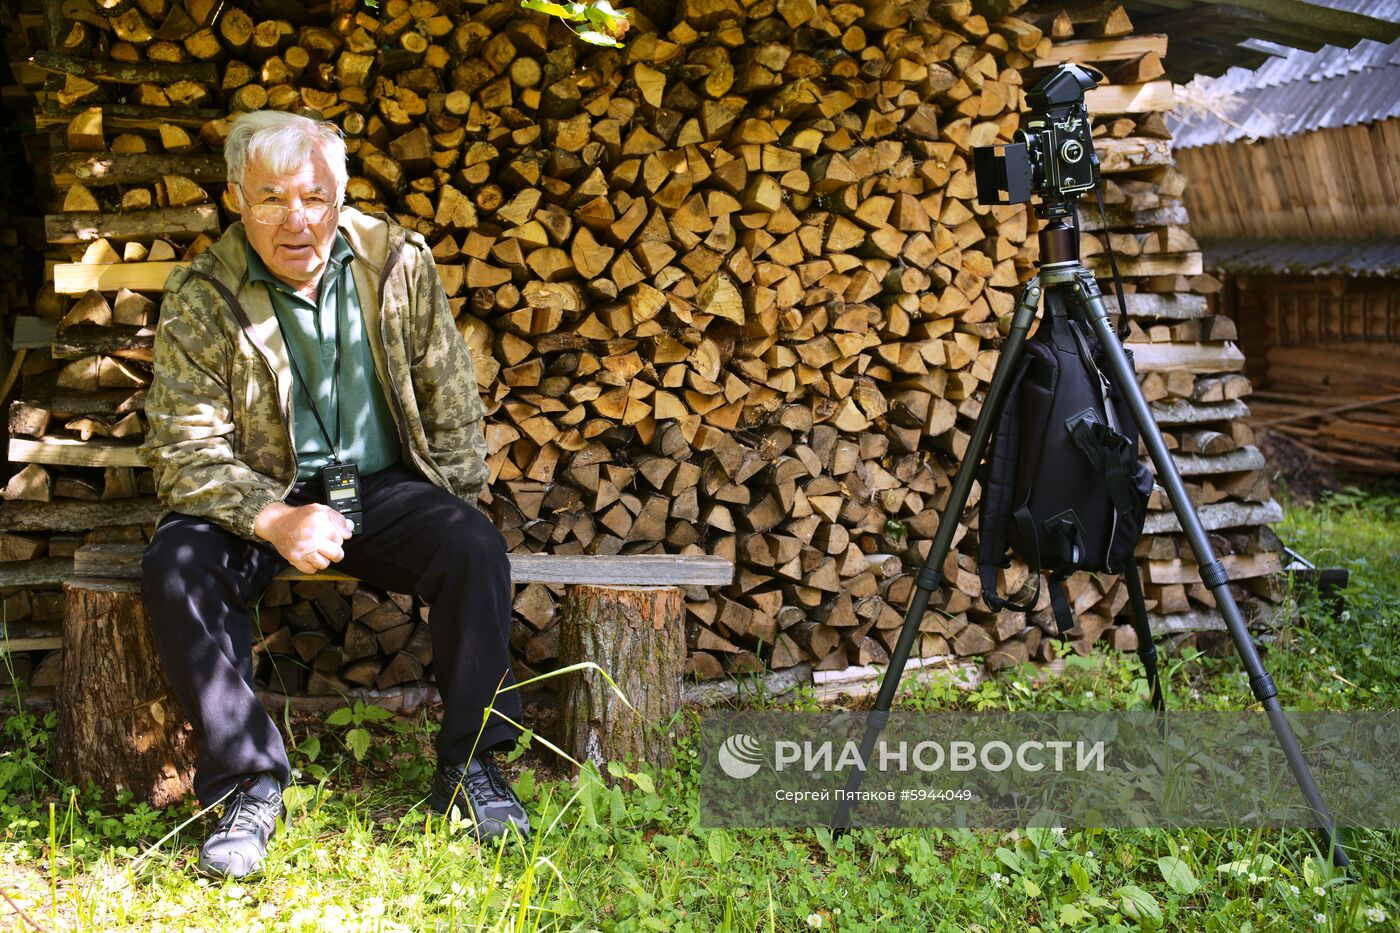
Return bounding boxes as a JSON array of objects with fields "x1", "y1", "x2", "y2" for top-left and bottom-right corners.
[{"x1": 246, "y1": 232, "x2": 401, "y2": 480}]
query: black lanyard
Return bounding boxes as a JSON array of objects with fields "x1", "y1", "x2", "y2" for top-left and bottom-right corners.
[{"x1": 277, "y1": 262, "x2": 347, "y2": 462}]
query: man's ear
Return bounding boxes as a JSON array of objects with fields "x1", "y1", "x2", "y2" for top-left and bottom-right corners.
[{"x1": 227, "y1": 182, "x2": 241, "y2": 209}]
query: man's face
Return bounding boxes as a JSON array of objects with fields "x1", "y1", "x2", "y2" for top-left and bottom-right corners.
[{"x1": 231, "y1": 147, "x2": 340, "y2": 291}]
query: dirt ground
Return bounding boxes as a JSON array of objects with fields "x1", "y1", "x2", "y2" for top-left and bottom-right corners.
[{"x1": 1254, "y1": 427, "x2": 1345, "y2": 504}]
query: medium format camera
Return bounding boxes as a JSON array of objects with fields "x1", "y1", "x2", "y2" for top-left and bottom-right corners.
[{"x1": 973, "y1": 63, "x2": 1101, "y2": 212}]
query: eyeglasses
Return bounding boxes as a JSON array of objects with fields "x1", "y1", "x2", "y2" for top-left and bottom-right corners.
[{"x1": 238, "y1": 185, "x2": 337, "y2": 226}]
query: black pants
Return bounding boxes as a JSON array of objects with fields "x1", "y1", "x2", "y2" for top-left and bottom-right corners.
[{"x1": 142, "y1": 464, "x2": 522, "y2": 805}]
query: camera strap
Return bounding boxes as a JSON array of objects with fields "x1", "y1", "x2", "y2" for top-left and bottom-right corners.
[
  {"x1": 1094, "y1": 184, "x2": 1132, "y2": 340},
  {"x1": 277, "y1": 263, "x2": 348, "y2": 461}
]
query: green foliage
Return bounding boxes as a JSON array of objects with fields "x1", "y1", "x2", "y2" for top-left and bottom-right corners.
[
  {"x1": 1, "y1": 491, "x2": 1397, "y2": 930},
  {"x1": 325, "y1": 700, "x2": 396, "y2": 762},
  {"x1": 1274, "y1": 486, "x2": 1400, "y2": 708},
  {"x1": 519, "y1": 0, "x2": 629, "y2": 47}
]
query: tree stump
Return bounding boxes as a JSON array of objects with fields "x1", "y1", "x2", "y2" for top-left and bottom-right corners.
[
  {"x1": 57, "y1": 578, "x2": 195, "y2": 807},
  {"x1": 559, "y1": 584, "x2": 684, "y2": 772}
]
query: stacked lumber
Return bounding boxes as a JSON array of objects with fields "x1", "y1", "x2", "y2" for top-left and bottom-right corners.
[
  {"x1": 1246, "y1": 362, "x2": 1400, "y2": 476},
  {"x1": 1224, "y1": 275, "x2": 1400, "y2": 475},
  {"x1": 3, "y1": 0, "x2": 1284, "y2": 702}
]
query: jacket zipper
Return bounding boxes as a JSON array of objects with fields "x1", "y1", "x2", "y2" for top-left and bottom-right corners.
[{"x1": 271, "y1": 349, "x2": 298, "y2": 501}]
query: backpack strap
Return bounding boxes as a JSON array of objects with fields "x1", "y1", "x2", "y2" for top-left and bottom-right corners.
[
  {"x1": 1069, "y1": 416, "x2": 1141, "y2": 573},
  {"x1": 1095, "y1": 184, "x2": 1132, "y2": 341},
  {"x1": 987, "y1": 504, "x2": 1042, "y2": 614},
  {"x1": 1047, "y1": 573, "x2": 1074, "y2": 635},
  {"x1": 1044, "y1": 515, "x2": 1083, "y2": 634},
  {"x1": 978, "y1": 362, "x2": 1033, "y2": 611},
  {"x1": 1122, "y1": 556, "x2": 1165, "y2": 711}
]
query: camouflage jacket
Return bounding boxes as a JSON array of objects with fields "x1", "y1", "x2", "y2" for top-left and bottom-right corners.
[{"x1": 139, "y1": 207, "x2": 489, "y2": 540}]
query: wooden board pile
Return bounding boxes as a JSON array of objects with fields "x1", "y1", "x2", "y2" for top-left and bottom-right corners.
[
  {"x1": 1, "y1": 0, "x2": 1287, "y2": 704},
  {"x1": 1247, "y1": 368, "x2": 1400, "y2": 477},
  {"x1": 1224, "y1": 276, "x2": 1400, "y2": 476}
]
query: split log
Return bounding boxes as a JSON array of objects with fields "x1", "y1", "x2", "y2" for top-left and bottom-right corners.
[{"x1": 57, "y1": 577, "x2": 196, "y2": 806}]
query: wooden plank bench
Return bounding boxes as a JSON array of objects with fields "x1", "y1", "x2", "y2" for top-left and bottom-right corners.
[{"x1": 56, "y1": 541, "x2": 733, "y2": 806}]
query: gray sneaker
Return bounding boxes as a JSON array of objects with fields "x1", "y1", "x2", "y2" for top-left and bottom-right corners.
[
  {"x1": 428, "y1": 755, "x2": 531, "y2": 841},
  {"x1": 198, "y1": 773, "x2": 283, "y2": 879}
]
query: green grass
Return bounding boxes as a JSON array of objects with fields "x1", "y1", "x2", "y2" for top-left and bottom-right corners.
[{"x1": 2, "y1": 489, "x2": 1398, "y2": 932}]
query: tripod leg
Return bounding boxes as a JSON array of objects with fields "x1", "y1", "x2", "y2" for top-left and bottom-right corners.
[
  {"x1": 1068, "y1": 270, "x2": 1350, "y2": 867},
  {"x1": 1123, "y1": 557, "x2": 1164, "y2": 711},
  {"x1": 830, "y1": 277, "x2": 1044, "y2": 833}
]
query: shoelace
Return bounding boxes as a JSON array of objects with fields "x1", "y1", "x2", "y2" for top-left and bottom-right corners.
[
  {"x1": 217, "y1": 788, "x2": 278, "y2": 837},
  {"x1": 450, "y1": 758, "x2": 512, "y2": 803}
]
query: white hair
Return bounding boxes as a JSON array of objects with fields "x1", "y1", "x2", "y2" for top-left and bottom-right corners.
[{"x1": 224, "y1": 110, "x2": 348, "y2": 203}]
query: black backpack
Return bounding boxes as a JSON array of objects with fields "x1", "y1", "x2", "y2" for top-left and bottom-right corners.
[{"x1": 977, "y1": 296, "x2": 1155, "y2": 634}]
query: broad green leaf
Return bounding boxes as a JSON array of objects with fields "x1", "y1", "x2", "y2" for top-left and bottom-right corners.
[
  {"x1": 995, "y1": 846, "x2": 1024, "y2": 873},
  {"x1": 707, "y1": 830, "x2": 735, "y2": 865},
  {"x1": 1022, "y1": 877, "x2": 1041, "y2": 898},
  {"x1": 297, "y1": 735, "x2": 321, "y2": 762},
  {"x1": 1071, "y1": 860, "x2": 1091, "y2": 894},
  {"x1": 1303, "y1": 854, "x2": 1339, "y2": 888},
  {"x1": 1216, "y1": 855, "x2": 1274, "y2": 883},
  {"x1": 609, "y1": 783, "x2": 627, "y2": 826},
  {"x1": 346, "y1": 727, "x2": 370, "y2": 761},
  {"x1": 582, "y1": 5, "x2": 623, "y2": 32},
  {"x1": 1059, "y1": 904, "x2": 1093, "y2": 925},
  {"x1": 575, "y1": 764, "x2": 603, "y2": 829},
  {"x1": 513, "y1": 768, "x2": 536, "y2": 801},
  {"x1": 1158, "y1": 856, "x2": 1199, "y2": 895},
  {"x1": 628, "y1": 771, "x2": 655, "y2": 794},
  {"x1": 326, "y1": 708, "x2": 353, "y2": 727},
  {"x1": 361, "y1": 704, "x2": 393, "y2": 722},
  {"x1": 282, "y1": 785, "x2": 315, "y2": 814},
  {"x1": 504, "y1": 728, "x2": 534, "y2": 763},
  {"x1": 576, "y1": 30, "x2": 624, "y2": 47},
  {"x1": 521, "y1": 0, "x2": 586, "y2": 18},
  {"x1": 1115, "y1": 885, "x2": 1163, "y2": 929}
]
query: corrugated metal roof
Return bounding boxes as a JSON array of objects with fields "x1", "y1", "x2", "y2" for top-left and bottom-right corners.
[
  {"x1": 1169, "y1": 1, "x2": 1400, "y2": 146},
  {"x1": 1104, "y1": 0, "x2": 1400, "y2": 82},
  {"x1": 1201, "y1": 238, "x2": 1400, "y2": 277}
]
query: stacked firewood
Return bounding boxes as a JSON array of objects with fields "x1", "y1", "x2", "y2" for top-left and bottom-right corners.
[
  {"x1": 1, "y1": 0, "x2": 1285, "y2": 702},
  {"x1": 0, "y1": 0, "x2": 67, "y2": 696}
]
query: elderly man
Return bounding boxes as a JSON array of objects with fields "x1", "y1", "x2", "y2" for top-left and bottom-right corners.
[{"x1": 139, "y1": 110, "x2": 528, "y2": 879}]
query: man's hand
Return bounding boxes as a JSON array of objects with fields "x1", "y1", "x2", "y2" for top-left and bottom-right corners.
[{"x1": 254, "y1": 501, "x2": 353, "y2": 574}]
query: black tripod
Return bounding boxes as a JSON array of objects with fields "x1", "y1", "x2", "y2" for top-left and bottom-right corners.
[{"x1": 832, "y1": 210, "x2": 1350, "y2": 868}]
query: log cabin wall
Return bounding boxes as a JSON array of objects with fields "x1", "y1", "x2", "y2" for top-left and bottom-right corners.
[
  {"x1": 1221, "y1": 270, "x2": 1400, "y2": 476},
  {"x1": 1176, "y1": 122, "x2": 1400, "y2": 241},
  {"x1": 1175, "y1": 121, "x2": 1400, "y2": 475},
  {"x1": 1, "y1": 0, "x2": 1284, "y2": 705}
]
